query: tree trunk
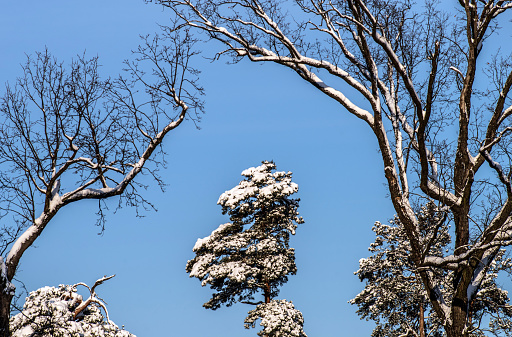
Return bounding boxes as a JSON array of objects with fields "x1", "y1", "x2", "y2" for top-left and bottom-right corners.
[
  {"x1": 419, "y1": 303, "x2": 425, "y2": 337},
  {"x1": 264, "y1": 281, "x2": 271, "y2": 304},
  {"x1": 468, "y1": 299, "x2": 473, "y2": 327},
  {"x1": 0, "y1": 291, "x2": 12, "y2": 337},
  {"x1": 263, "y1": 280, "x2": 271, "y2": 337},
  {"x1": 446, "y1": 209, "x2": 471, "y2": 337},
  {"x1": 446, "y1": 303, "x2": 469, "y2": 337}
]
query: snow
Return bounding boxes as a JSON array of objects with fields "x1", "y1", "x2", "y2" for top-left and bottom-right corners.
[
  {"x1": 244, "y1": 300, "x2": 307, "y2": 337},
  {"x1": 188, "y1": 253, "x2": 216, "y2": 280},
  {"x1": 6, "y1": 224, "x2": 41, "y2": 267},
  {"x1": 353, "y1": 205, "x2": 512, "y2": 335},
  {"x1": 10, "y1": 284, "x2": 135, "y2": 337},
  {"x1": 192, "y1": 223, "x2": 234, "y2": 252},
  {"x1": 259, "y1": 180, "x2": 298, "y2": 198},
  {"x1": 186, "y1": 160, "x2": 305, "y2": 331},
  {"x1": 1, "y1": 256, "x2": 15, "y2": 295},
  {"x1": 217, "y1": 184, "x2": 258, "y2": 208},
  {"x1": 467, "y1": 252, "x2": 494, "y2": 301},
  {"x1": 192, "y1": 237, "x2": 210, "y2": 252},
  {"x1": 217, "y1": 27, "x2": 228, "y2": 34},
  {"x1": 49, "y1": 194, "x2": 62, "y2": 212}
]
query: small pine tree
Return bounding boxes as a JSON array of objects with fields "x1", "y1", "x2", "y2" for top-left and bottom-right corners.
[{"x1": 186, "y1": 161, "x2": 307, "y2": 337}]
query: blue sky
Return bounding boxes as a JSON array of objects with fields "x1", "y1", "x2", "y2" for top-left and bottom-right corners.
[{"x1": 0, "y1": 1, "x2": 399, "y2": 336}]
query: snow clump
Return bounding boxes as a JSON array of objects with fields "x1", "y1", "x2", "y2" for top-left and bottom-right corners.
[{"x1": 10, "y1": 284, "x2": 134, "y2": 337}]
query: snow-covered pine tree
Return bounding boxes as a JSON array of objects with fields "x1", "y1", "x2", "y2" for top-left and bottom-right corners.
[
  {"x1": 10, "y1": 276, "x2": 134, "y2": 337},
  {"x1": 186, "y1": 161, "x2": 307, "y2": 337},
  {"x1": 350, "y1": 202, "x2": 512, "y2": 337}
]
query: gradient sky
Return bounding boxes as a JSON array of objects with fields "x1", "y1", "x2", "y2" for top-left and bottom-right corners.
[{"x1": 1, "y1": 1, "x2": 408, "y2": 336}]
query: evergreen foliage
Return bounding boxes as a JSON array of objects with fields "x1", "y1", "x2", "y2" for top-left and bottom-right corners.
[
  {"x1": 186, "y1": 161, "x2": 306, "y2": 336},
  {"x1": 351, "y1": 203, "x2": 512, "y2": 337}
]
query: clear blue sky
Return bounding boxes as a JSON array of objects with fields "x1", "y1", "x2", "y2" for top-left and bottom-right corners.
[{"x1": 0, "y1": 1, "x2": 399, "y2": 336}]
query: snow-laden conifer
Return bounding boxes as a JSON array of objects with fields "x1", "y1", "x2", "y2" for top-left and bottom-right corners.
[
  {"x1": 244, "y1": 300, "x2": 306, "y2": 337},
  {"x1": 351, "y1": 202, "x2": 512, "y2": 337},
  {"x1": 10, "y1": 277, "x2": 134, "y2": 337},
  {"x1": 186, "y1": 161, "x2": 307, "y2": 336}
]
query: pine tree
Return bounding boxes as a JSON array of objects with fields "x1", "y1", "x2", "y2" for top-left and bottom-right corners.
[
  {"x1": 186, "y1": 161, "x2": 307, "y2": 337},
  {"x1": 351, "y1": 203, "x2": 512, "y2": 337}
]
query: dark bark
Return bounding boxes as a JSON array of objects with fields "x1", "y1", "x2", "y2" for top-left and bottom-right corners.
[
  {"x1": 158, "y1": 0, "x2": 512, "y2": 335},
  {"x1": 448, "y1": 295, "x2": 469, "y2": 337},
  {"x1": 0, "y1": 291, "x2": 13, "y2": 337}
]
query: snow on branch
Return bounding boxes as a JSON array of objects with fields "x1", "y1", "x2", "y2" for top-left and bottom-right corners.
[
  {"x1": 479, "y1": 129, "x2": 512, "y2": 196},
  {"x1": 1, "y1": 28, "x2": 203, "y2": 290},
  {"x1": 0, "y1": 257, "x2": 15, "y2": 296},
  {"x1": 161, "y1": 0, "x2": 377, "y2": 126},
  {"x1": 10, "y1": 278, "x2": 134, "y2": 337},
  {"x1": 72, "y1": 274, "x2": 116, "y2": 324}
]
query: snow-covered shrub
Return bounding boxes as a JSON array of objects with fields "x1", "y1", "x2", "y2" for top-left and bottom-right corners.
[
  {"x1": 244, "y1": 300, "x2": 307, "y2": 337},
  {"x1": 10, "y1": 282, "x2": 134, "y2": 337}
]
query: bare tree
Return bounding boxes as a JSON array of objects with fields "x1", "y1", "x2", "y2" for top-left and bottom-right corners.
[
  {"x1": 150, "y1": 0, "x2": 512, "y2": 336},
  {"x1": 0, "y1": 27, "x2": 203, "y2": 337}
]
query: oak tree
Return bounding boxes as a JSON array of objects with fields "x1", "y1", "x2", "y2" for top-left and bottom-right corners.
[{"x1": 151, "y1": 1, "x2": 512, "y2": 335}]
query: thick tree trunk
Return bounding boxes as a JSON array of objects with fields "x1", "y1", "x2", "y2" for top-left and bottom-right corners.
[
  {"x1": 0, "y1": 291, "x2": 12, "y2": 337},
  {"x1": 446, "y1": 302, "x2": 469, "y2": 337},
  {"x1": 445, "y1": 208, "x2": 471, "y2": 337}
]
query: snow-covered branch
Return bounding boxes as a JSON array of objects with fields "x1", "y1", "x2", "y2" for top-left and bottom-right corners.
[
  {"x1": 153, "y1": 1, "x2": 512, "y2": 336},
  {"x1": 72, "y1": 275, "x2": 116, "y2": 323},
  {"x1": 479, "y1": 145, "x2": 512, "y2": 196},
  {"x1": 10, "y1": 281, "x2": 134, "y2": 337},
  {"x1": 0, "y1": 257, "x2": 15, "y2": 297}
]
